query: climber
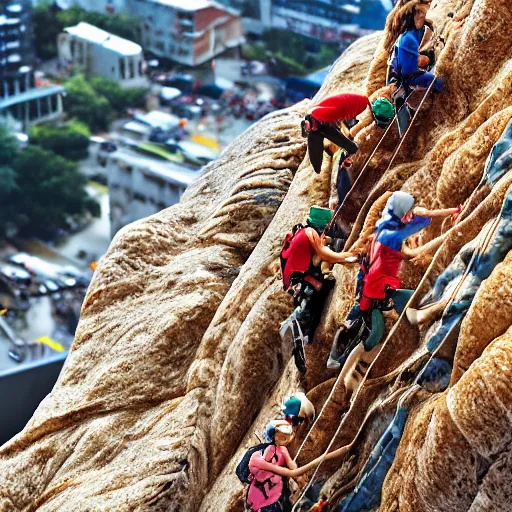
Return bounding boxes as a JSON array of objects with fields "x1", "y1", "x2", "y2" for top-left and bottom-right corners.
[
  {"x1": 329, "y1": 98, "x2": 395, "y2": 212},
  {"x1": 327, "y1": 192, "x2": 459, "y2": 385},
  {"x1": 282, "y1": 392, "x2": 315, "y2": 430},
  {"x1": 280, "y1": 206, "x2": 358, "y2": 374},
  {"x1": 240, "y1": 419, "x2": 352, "y2": 511},
  {"x1": 303, "y1": 93, "x2": 397, "y2": 174},
  {"x1": 387, "y1": 1, "x2": 442, "y2": 94}
]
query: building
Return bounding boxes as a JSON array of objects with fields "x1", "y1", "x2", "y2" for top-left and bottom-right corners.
[
  {"x1": 128, "y1": 0, "x2": 244, "y2": 66},
  {"x1": 53, "y1": 0, "x2": 128, "y2": 15},
  {"x1": 107, "y1": 148, "x2": 197, "y2": 235},
  {"x1": 271, "y1": 0, "x2": 362, "y2": 43},
  {"x1": 0, "y1": 1, "x2": 64, "y2": 130},
  {"x1": 58, "y1": 22, "x2": 148, "y2": 88}
]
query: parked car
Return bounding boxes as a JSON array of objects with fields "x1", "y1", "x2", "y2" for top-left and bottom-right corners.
[
  {"x1": 0, "y1": 265, "x2": 32, "y2": 287},
  {"x1": 98, "y1": 140, "x2": 117, "y2": 166},
  {"x1": 165, "y1": 139, "x2": 218, "y2": 166},
  {"x1": 43, "y1": 280, "x2": 59, "y2": 294}
]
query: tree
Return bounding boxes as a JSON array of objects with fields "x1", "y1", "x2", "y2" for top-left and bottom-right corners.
[
  {"x1": 89, "y1": 77, "x2": 146, "y2": 115},
  {"x1": 56, "y1": 6, "x2": 141, "y2": 44},
  {"x1": 32, "y1": 4, "x2": 142, "y2": 60},
  {"x1": 12, "y1": 146, "x2": 100, "y2": 239},
  {"x1": 29, "y1": 121, "x2": 91, "y2": 161},
  {"x1": 63, "y1": 75, "x2": 113, "y2": 132},
  {"x1": 0, "y1": 128, "x2": 23, "y2": 237},
  {"x1": 32, "y1": 4, "x2": 65, "y2": 60}
]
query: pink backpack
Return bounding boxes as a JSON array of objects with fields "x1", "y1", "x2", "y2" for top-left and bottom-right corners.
[{"x1": 246, "y1": 445, "x2": 286, "y2": 510}]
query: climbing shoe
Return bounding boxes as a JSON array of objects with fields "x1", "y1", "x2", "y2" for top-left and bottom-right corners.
[{"x1": 327, "y1": 318, "x2": 367, "y2": 369}]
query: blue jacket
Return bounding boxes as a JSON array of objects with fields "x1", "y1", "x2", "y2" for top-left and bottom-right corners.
[
  {"x1": 396, "y1": 28, "x2": 424, "y2": 76},
  {"x1": 376, "y1": 213, "x2": 431, "y2": 252}
]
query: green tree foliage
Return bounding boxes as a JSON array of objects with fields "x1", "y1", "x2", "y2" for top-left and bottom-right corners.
[
  {"x1": 33, "y1": 3, "x2": 64, "y2": 60},
  {"x1": 0, "y1": 127, "x2": 21, "y2": 236},
  {"x1": 29, "y1": 121, "x2": 91, "y2": 161},
  {"x1": 242, "y1": 29, "x2": 339, "y2": 77},
  {"x1": 56, "y1": 5, "x2": 140, "y2": 44},
  {"x1": 63, "y1": 75, "x2": 113, "y2": 132},
  {"x1": 89, "y1": 77, "x2": 146, "y2": 114},
  {"x1": 0, "y1": 127, "x2": 99, "y2": 240},
  {"x1": 32, "y1": 4, "x2": 141, "y2": 60},
  {"x1": 63, "y1": 75, "x2": 147, "y2": 132}
]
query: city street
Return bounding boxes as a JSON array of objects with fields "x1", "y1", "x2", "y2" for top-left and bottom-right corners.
[{"x1": 55, "y1": 185, "x2": 111, "y2": 266}]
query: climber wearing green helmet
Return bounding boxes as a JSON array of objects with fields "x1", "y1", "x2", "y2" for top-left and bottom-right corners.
[
  {"x1": 279, "y1": 206, "x2": 357, "y2": 373},
  {"x1": 371, "y1": 97, "x2": 396, "y2": 129}
]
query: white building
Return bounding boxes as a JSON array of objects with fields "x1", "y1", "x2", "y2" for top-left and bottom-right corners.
[
  {"x1": 107, "y1": 148, "x2": 197, "y2": 235},
  {"x1": 58, "y1": 22, "x2": 148, "y2": 88},
  {"x1": 128, "y1": 0, "x2": 244, "y2": 66}
]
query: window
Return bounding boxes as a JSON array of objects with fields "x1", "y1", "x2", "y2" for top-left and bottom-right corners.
[
  {"x1": 128, "y1": 59, "x2": 135, "y2": 79},
  {"x1": 133, "y1": 192, "x2": 147, "y2": 203},
  {"x1": 119, "y1": 58, "x2": 126, "y2": 79}
]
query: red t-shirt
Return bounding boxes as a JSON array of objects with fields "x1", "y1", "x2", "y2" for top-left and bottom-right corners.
[
  {"x1": 281, "y1": 228, "x2": 313, "y2": 290},
  {"x1": 310, "y1": 93, "x2": 370, "y2": 123}
]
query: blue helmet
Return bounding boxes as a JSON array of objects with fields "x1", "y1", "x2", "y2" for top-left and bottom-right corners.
[{"x1": 265, "y1": 420, "x2": 293, "y2": 442}]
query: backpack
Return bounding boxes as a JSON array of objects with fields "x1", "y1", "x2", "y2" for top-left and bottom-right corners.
[
  {"x1": 279, "y1": 224, "x2": 310, "y2": 291},
  {"x1": 235, "y1": 442, "x2": 271, "y2": 484}
]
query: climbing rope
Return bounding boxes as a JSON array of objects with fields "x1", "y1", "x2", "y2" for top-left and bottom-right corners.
[
  {"x1": 323, "y1": 109, "x2": 398, "y2": 237},
  {"x1": 296, "y1": 79, "x2": 437, "y2": 465},
  {"x1": 289, "y1": 79, "x2": 440, "y2": 509}
]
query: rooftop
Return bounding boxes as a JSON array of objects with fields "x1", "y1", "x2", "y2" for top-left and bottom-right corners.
[
  {"x1": 64, "y1": 22, "x2": 142, "y2": 57},
  {"x1": 112, "y1": 148, "x2": 198, "y2": 187},
  {"x1": 0, "y1": 85, "x2": 65, "y2": 110},
  {"x1": 151, "y1": 0, "x2": 211, "y2": 10},
  {"x1": 150, "y1": 0, "x2": 238, "y2": 15}
]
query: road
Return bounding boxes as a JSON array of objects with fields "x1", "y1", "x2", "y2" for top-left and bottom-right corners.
[{"x1": 54, "y1": 187, "x2": 111, "y2": 265}]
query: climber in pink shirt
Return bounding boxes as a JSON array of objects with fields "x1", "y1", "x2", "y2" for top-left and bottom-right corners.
[
  {"x1": 246, "y1": 420, "x2": 296, "y2": 512},
  {"x1": 244, "y1": 418, "x2": 351, "y2": 511}
]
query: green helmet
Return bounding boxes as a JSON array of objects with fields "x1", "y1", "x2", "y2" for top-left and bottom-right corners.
[
  {"x1": 307, "y1": 206, "x2": 333, "y2": 229},
  {"x1": 371, "y1": 98, "x2": 395, "y2": 127}
]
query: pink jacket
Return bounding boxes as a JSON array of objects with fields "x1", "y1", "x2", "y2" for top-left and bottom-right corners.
[{"x1": 246, "y1": 445, "x2": 290, "y2": 510}]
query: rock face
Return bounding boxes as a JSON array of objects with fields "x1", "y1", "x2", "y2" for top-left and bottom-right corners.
[{"x1": 2, "y1": 1, "x2": 512, "y2": 511}]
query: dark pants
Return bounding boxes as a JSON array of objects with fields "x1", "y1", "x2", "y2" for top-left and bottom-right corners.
[
  {"x1": 337, "y1": 163, "x2": 352, "y2": 206},
  {"x1": 408, "y1": 72, "x2": 443, "y2": 92},
  {"x1": 307, "y1": 122, "x2": 358, "y2": 174},
  {"x1": 293, "y1": 279, "x2": 334, "y2": 343}
]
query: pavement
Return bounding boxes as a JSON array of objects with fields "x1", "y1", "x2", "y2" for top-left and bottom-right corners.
[{"x1": 54, "y1": 187, "x2": 111, "y2": 265}]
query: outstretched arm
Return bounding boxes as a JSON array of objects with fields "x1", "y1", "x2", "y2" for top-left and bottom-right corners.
[
  {"x1": 252, "y1": 445, "x2": 351, "y2": 478},
  {"x1": 281, "y1": 446, "x2": 297, "y2": 470},
  {"x1": 413, "y1": 206, "x2": 460, "y2": 218},
  {"x1": 305, "y1": 227, "x2": 358, "y2": 264}
]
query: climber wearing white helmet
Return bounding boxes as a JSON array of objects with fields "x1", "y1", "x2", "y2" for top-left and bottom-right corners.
[{"x1": 328, "y1": 191, "x2": 460, "y2": 389}]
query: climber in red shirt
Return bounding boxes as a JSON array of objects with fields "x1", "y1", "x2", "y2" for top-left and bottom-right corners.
[
  {"x1": 280, "y1": 206, "x2": 357, "y2": 373},
  {"x1": 327, "y1": 191, "x2": 460, "y2": 390},
  {"x1": 302, "y1": 93, "x2": 370, "y2": 174}
]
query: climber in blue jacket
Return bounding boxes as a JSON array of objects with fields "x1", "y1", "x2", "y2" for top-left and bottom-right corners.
[{"x1": 388, "y1": 2, "x2": 443, "y2": 93}]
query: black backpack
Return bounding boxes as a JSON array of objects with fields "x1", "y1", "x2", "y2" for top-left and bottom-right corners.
[{"x1": 235, "y1": 442, "x2": 271, "y2": 484}]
